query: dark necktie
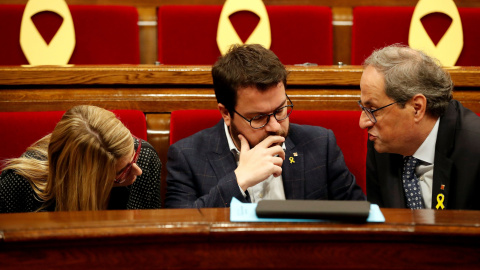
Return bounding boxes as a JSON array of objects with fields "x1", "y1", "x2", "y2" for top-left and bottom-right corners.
[{"x1": 402, "y1": 156, "x2": 424, "y2": 209}]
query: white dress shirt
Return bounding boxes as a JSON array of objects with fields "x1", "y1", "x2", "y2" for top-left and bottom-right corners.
[
  {"x1": 224, "y1": 123, "x2": 286, "y2": 203},
  {"x1": 410, "y1": 118, "x2": 440, "y2": 209}
]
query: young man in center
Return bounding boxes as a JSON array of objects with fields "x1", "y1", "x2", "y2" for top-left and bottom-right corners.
[{"x1": 165, "y1": 44, "x2": 365, "y2": 208}]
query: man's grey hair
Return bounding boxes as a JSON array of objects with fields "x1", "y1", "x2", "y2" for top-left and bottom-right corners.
[{"x1": 363, "y1": 44, "x2": 453, "y2": 117}]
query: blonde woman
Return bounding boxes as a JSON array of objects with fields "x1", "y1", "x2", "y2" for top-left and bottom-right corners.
[{"x1": 0, "y1": 105, "x2": 161, "y2": 212}]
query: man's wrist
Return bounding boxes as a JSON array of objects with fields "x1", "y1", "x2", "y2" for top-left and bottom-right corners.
[{"x1": 235, "y1": 169, "x2": 249, "y2": 191}]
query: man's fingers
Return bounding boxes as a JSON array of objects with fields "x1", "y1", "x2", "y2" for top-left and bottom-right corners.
[
  {"x1": 238, "y1": 134, "x2": 250, "y2": 152},
  {"x1": 267, "y1": 145, "x2": 285, "y2": 160},
  {"x1": 272, "y1": 156, "x2": 284, "y2": 167},
  {"x1": 272, "y1": 166, "x2": 283, "y2": 178},
  {"x1": 259, "y1": 135, "x2": 285, "y2": 148}
]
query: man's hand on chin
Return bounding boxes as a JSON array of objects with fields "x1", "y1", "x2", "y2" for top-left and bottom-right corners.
[{"x1": 235, "y1": 134, "x2": 285, "y2": 191}]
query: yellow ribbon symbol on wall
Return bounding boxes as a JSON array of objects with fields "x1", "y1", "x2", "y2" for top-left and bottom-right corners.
[
  {"x1": 409, "y1": 0, "x2": 463, "y2": 66},
  {"x1": 216, "y1": 0, "x2": 271, "y2": 55},
  {"x1": 20, "y1": 0, "x2": 75, "y2": 65}
]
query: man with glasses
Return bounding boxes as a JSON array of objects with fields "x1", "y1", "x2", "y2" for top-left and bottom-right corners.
[
  {"x1": 359, "y1": 45, "x2": 480, "y2": 210},
  {"x1": 165, "y1": 44, "x2": 365, "y2": 208}
]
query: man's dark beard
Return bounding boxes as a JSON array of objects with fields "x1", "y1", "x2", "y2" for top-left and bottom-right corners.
[{"x1": 229, "y1": 120, "x2": 290, "y2": 149}]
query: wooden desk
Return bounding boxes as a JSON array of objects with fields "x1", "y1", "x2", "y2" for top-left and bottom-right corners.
[{"x1": 1, "y1": 208, "x2": 479, "y2": 269}]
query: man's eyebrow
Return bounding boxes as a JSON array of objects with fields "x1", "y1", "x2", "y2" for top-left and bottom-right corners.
[
  {"x1": 275, "y1": 97, "x2": 288, "y2": 110},
  {"x1": 362, "y1": 99, "x2": 374, "y2": 107},
  {"x1": 246, "y1": 97, "x2": 287, "y2": 116}
]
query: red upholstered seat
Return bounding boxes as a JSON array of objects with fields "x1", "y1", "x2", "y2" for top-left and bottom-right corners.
[
  {"x1": 158, "y1": 5, "x2": 332, "y2": 65},
  {"x1": 169, "y1": 110, "x2": 367, "y2": 193},
  {"x1": 352, "y1": 6, "x2": 480, "y2": 66},
  {"x1": 0, "y1": 5, "x2": 139, "y2": 65},
  {"x1": 0, "y1": 110, "x2": 147, "y2": 163}
]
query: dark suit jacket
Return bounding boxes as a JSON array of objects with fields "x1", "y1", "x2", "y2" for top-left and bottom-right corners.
[
  {"x1": 165, "y1": 120, "x2": 366, "y2": 208},
  {"x1": 366, "y1": 100, "x2": 480, "y2": 210}
]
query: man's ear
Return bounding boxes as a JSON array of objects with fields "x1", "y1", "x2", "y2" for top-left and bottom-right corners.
[
  {"x1": 411, "y1": 94, "x2": 427, "y2": 122},
  {"x1": 218, "y1": 103, "x2": 231, "y2": 126}
]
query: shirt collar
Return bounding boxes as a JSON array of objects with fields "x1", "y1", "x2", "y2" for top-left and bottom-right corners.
[{"x1": 412, "y1": 118, "x2": 440, "y2": 165}]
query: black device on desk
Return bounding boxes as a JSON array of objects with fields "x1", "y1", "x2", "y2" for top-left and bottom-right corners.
[{"x1": 255, "y1": 200, "x2": 371, "y2": 222}]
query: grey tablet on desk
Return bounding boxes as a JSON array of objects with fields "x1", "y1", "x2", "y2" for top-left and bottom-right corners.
[{"x1": 255, "y1": 200, "x2": 371, "y2": 222}]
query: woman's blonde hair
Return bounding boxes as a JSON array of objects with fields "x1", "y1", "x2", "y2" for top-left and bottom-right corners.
[{"x1": 3, "y1": 105, "x2": 133, "y2": 211}]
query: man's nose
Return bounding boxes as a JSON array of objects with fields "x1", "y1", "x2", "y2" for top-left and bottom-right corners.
[
  {"x1": 264, "y1": 114, "x2": 281, "y2": 132},
  {"x1": 359, "y1": 111, "x2": 374, "y2": 129}
]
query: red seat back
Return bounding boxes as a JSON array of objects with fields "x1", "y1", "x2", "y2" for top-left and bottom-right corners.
[
  {"x1": 352, "y1": 6, "x2": 480, "y2": 66},
  {"x1": 0, "y1": 5, "x2": 139, "y2": 65},
  {"x1": 170, "y1": 110, "x2": 222, "y2": 145},
  {"x1": 158, "y1": 5, "x2": 332, "y2": 65},
  {"x1": 0, "y1": 110, "x2": 147, "y2": 163},
  {"x1": 289, "y1": 111, "x2": 367, "y2": 193},
  {"x1": 169, "y1": 110, "x2": 367, "y2": 192}
]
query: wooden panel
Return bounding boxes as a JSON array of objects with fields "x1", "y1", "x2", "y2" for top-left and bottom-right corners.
[
  {"x1": 0, "y1": 65, "x2": 479, "y2": 114},
  {"x1": 2, "y1": 65, "x2": 480, "y2": 87},
  {"x1": 0, "y1": 65, "x2": 479, "y2": 112},
  {"x1": 1, "y1": 86, "x2": 477, "y2": 113},
  {"x1": 137, "y1": 7, "x2": 158, "y2": 64},
  {"x1": 0, "y1": 208, "x2": 480, "y2": 269},
  {"x1": 146, "y1": 113, "x2": 171, "y2": 206},
  {"x1": 332, "y1": 7, "x2": 353, "y2": 64}
]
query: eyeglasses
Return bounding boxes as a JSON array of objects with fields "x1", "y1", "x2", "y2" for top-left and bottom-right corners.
[
  {"x1": 114, "y1": 136, "x2": 141, "y2": 184},
  {"x1": 357, "y1": 100, "x2": 398, "y2": 124},
  {"x1": 234, "y1": 95, "x2": 294, "y2": 129}
]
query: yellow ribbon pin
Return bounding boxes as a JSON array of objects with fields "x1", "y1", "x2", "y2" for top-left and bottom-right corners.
[
  {"x1": 436, "y1": 193, "x2": 445, "y2": 210},
  {"x1": 289, "y1": 157, "x2": 295, "y2": 164}
]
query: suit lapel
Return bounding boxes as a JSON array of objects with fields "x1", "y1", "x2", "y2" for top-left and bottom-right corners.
[
  {"x1": 282, "y1": 129, "x2": 305, "y2": 199},
  {"x1": 207, "y1": 120, "x2": 238, "y2": 180},
  {"x1": 432, "y1": 157, "x2": 452, "y2": 209},
  {"x1": 432, "y1": 101, "x2": 457, "y2": 209}
]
